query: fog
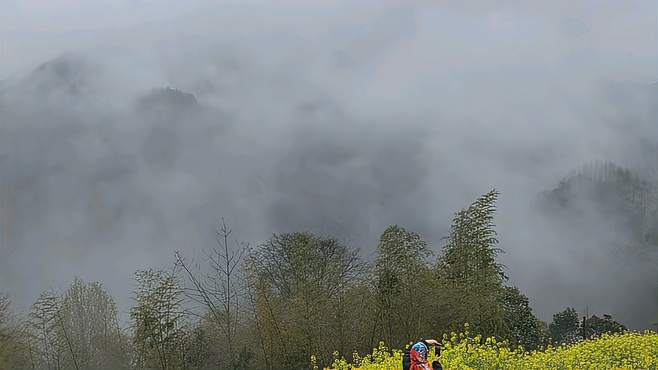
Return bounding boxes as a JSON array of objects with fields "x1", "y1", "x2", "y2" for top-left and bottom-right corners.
[{"x1": 0, "y1": 0, "x2": 656, "y2": 328}]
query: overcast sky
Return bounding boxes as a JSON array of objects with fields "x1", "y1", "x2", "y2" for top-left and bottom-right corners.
[{"x1": 0, "y1": 0, "x2": 656, "y2": 328}]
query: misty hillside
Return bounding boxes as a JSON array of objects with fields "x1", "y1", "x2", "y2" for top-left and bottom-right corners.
[
  {"x1": 541, "y1": 161, "x2": 658, "y2": 246},
  {"x1": 1, "y1": 53, "x2": 656, "y2": 331},
  {"x1": 534, "y1": 162, "x2": 658, "y2": 329},
  {"x1": 29, "y1": 56, "x2": 96, "y2": 95},
  {"x1": 1, "y1": 2, "x2": 657, "y2": 368}
]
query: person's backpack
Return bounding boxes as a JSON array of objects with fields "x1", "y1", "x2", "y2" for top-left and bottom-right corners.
[{"x1": 402, "y1": 348, "x2": 412, "y2": 370}]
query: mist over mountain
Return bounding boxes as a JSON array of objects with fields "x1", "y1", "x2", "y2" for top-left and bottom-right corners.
[
  {"x1": 536, "y1": 162, "x2": 658, "y2": 328},
  {"x1": 0, "y1": 0, "x2": 656, "y2": 332}
]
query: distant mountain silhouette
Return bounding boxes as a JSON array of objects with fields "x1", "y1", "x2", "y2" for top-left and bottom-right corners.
[
  {"x1": 24, "y1": 54, "x2": 98, "y2": 96},
  {"x1": 136, "y1": 87, "x2": 198, "y2": 113}
]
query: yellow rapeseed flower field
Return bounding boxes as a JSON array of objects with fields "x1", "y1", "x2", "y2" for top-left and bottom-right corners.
[{"x1": 324, "y1": 329, "x2": 658, "y2": 370}]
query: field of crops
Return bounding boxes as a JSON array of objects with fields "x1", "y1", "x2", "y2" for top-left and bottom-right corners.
[{"x1": 325, "y1": 330, "x2": 658, "y2": 370}]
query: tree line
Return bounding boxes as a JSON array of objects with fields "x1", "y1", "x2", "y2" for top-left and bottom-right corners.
[{"x1": 0, "y1": 190, "x2": 627, "y2": 369}]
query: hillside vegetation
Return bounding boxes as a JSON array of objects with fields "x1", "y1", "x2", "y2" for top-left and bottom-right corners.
[{"x1": 0, "y1": 185, "x2": 653, "y2": 369}]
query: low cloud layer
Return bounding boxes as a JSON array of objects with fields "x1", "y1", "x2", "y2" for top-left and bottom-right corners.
[{"x1": 0, "y1": 0, "x2": 656, "y2": 328}]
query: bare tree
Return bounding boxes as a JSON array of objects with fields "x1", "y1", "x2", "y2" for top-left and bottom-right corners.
[
  {"x1": 26, "y1": 280, "x2": 128, "y2": 370},
  {"x1": 176, "y1": 217, "x2": 247, "y2": 369},
  {"x1": 29, "y1": 291, "x2": 62, "y2": 370}
]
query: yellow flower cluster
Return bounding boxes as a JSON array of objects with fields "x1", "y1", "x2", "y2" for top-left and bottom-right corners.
[{"x1": 326, "y1": 330, "x2": 658, "y2": 370}]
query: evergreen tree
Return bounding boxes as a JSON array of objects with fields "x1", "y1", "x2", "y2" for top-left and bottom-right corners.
[
  {"x1": 437, "y1": 189, "x2": 507, "y2": 338},
  {"x1": 549, "y1": 307, "x2": 580, "y2": 345},
  {"x1": 499, "y1": 286, "x2": 548, "y2": 350},
  {"x1": 583, "y1": 314, "x2": 627, "y2": 339}
]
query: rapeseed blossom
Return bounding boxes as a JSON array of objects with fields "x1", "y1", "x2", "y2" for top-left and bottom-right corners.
[{"x1": 326, "y1": 329, "x2": 658, "y2": 370}]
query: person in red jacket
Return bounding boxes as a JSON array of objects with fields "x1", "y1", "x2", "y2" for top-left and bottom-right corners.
[{"x1": 406, "y1": 339, "x2": 442, "y2": 370}]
